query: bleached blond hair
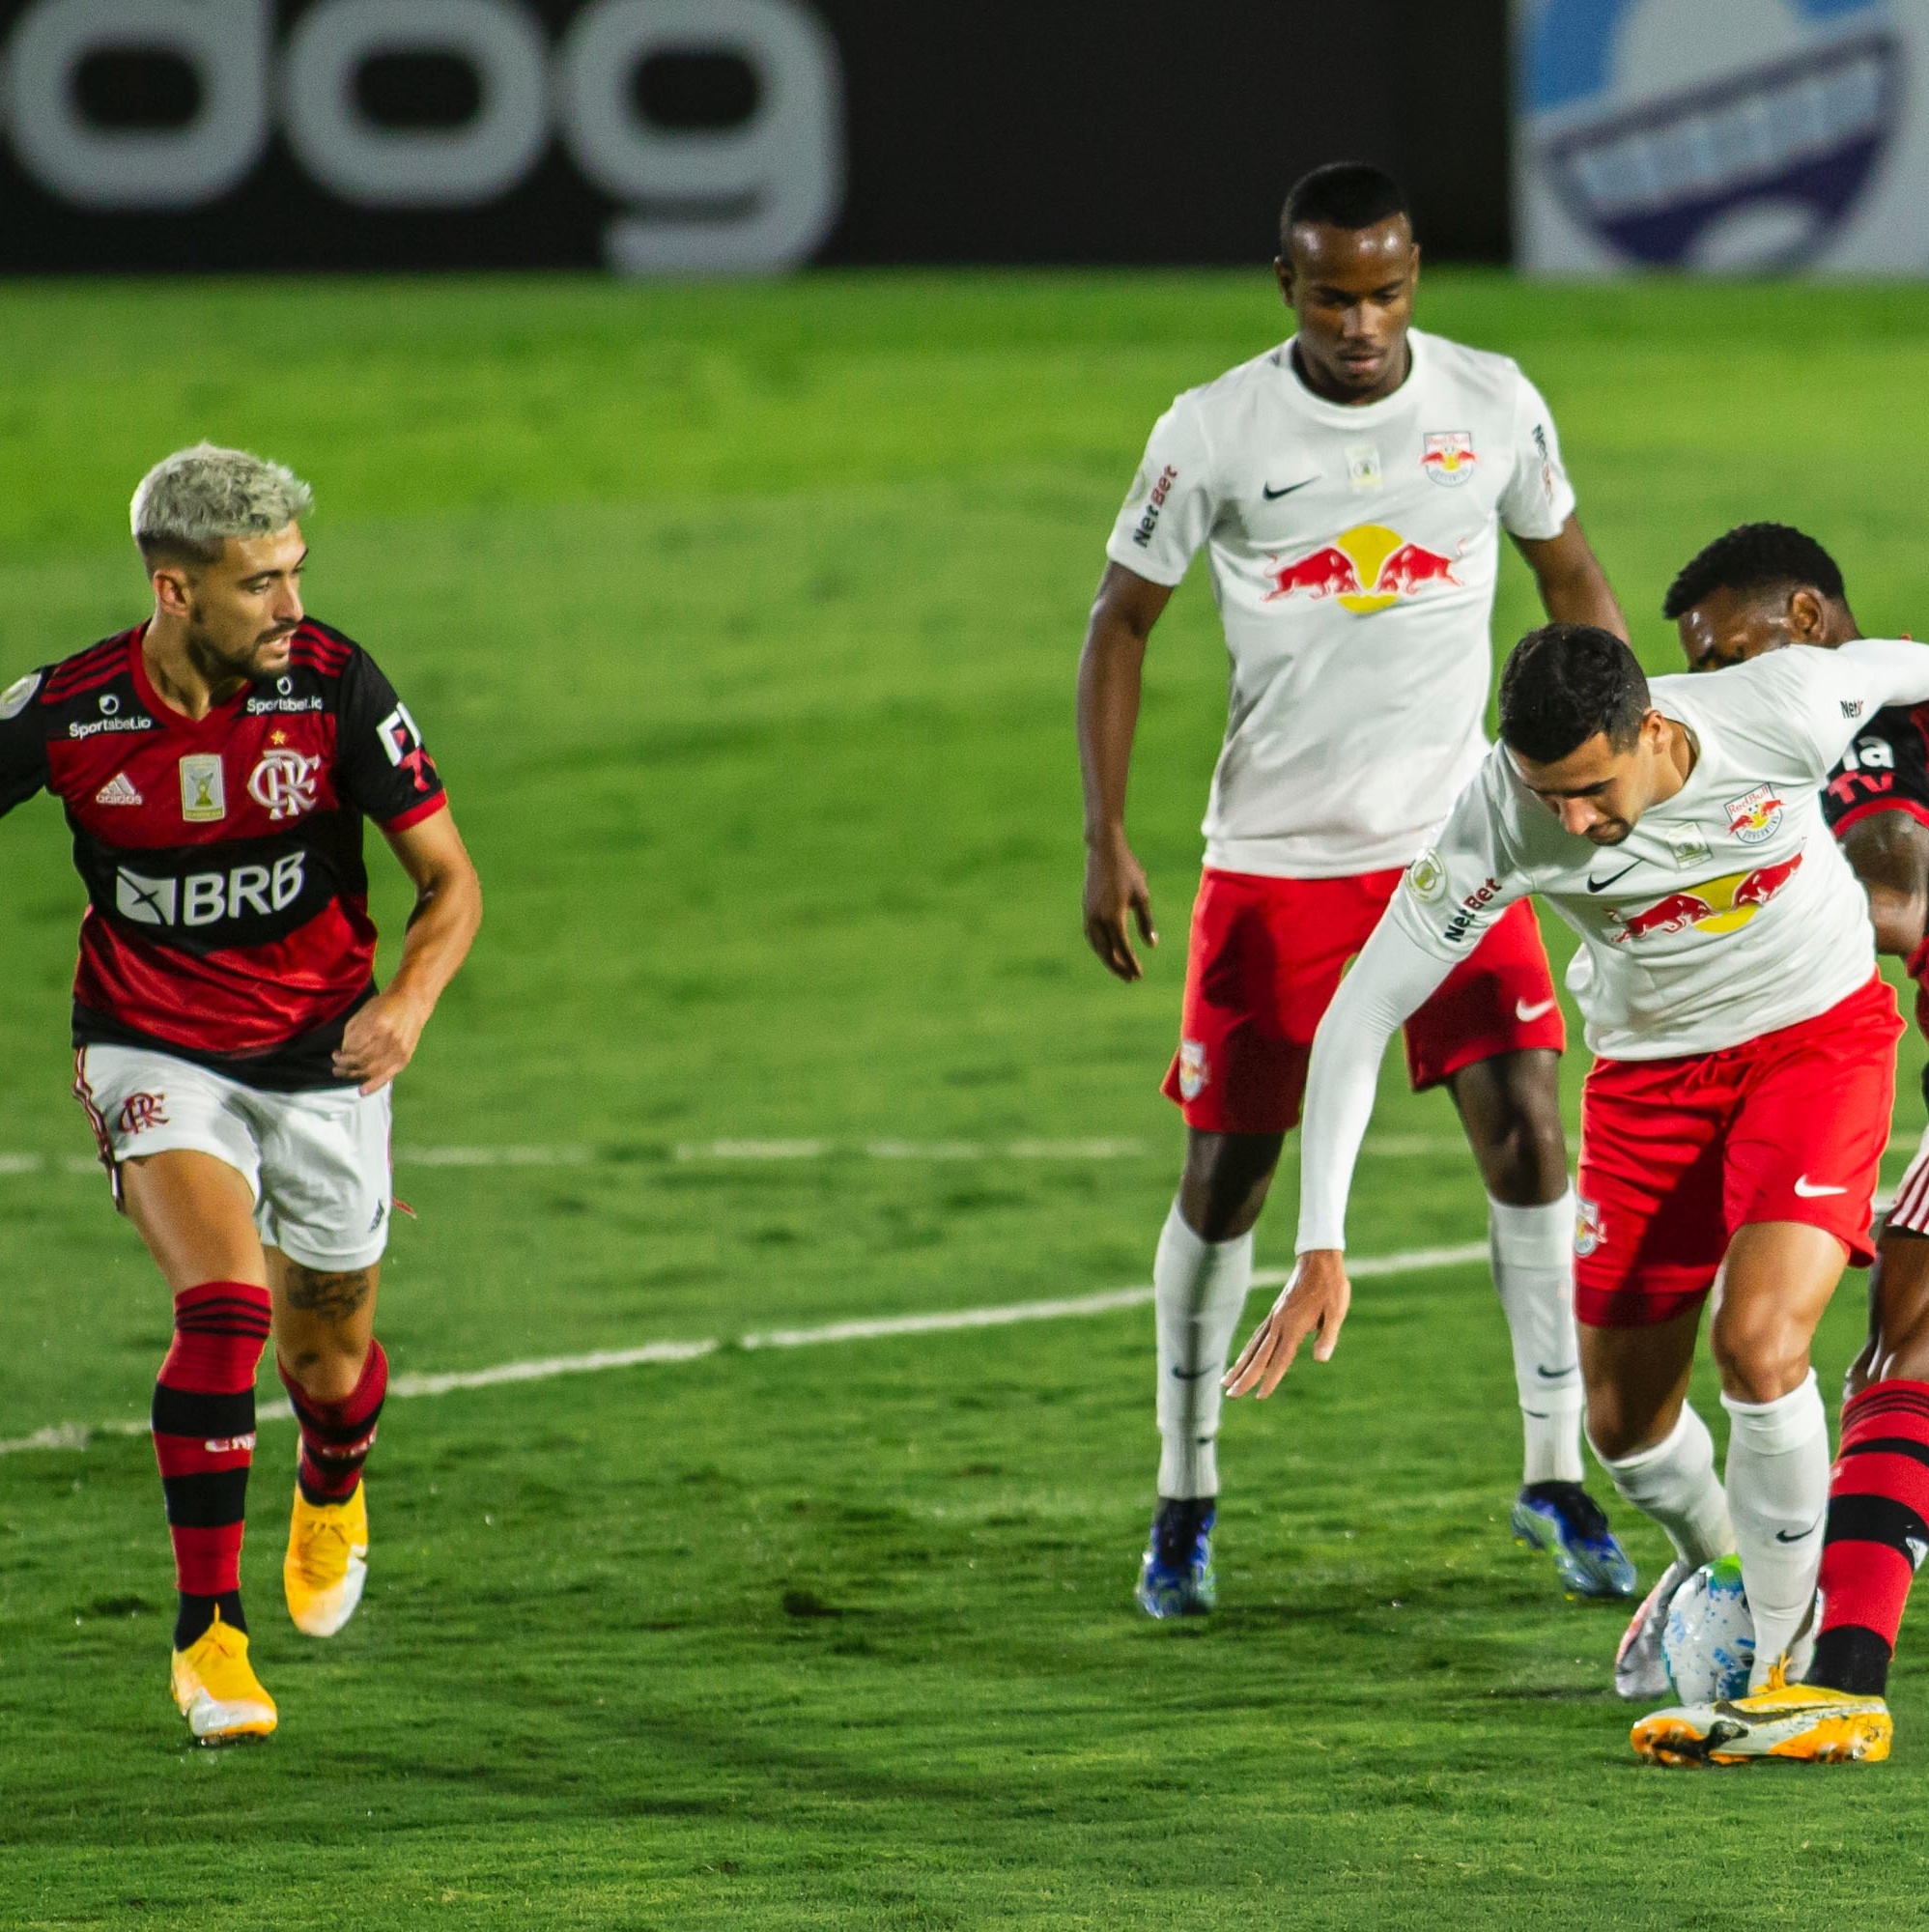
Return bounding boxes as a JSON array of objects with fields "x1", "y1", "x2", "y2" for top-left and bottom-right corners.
[{"x1": 131, "y1": 442, "x2": 313, "y2": 566}]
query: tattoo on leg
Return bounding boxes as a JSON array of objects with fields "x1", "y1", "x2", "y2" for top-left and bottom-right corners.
[{"x1": 284, "y1": 1264, "x2": 374, "y2": 1320}]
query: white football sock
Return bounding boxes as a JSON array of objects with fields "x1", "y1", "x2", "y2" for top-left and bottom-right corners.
[
  {"x1": 1153, "y1": 1202, "x2": 1255, "y2": 1500},
  {"x1": 1592, "y1": 1404, "x2": 1735, "y2": 1570},
  {"x1": 1722, "y1": 1373, "x2": 1830, "y2": 1690},
  {"x1": 1489, "y1": 1191, "x2": 1584, "y2": 1485}
]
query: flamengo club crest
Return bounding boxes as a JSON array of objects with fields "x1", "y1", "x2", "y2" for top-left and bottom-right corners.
[
  {"x1": 248, "y1": 747, "x2": 322, "y2": 822},
  {"x1": 1421, "y1": 431, "x2": 1477, "y2": 487}
]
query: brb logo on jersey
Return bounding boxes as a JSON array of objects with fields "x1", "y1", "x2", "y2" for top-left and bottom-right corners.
[
  {"x1": 1608, "y1": 854, "x2": 1802, "y2": 944},
  {"x1": 1265, "y1": 525, "x2": 1461, "y2": 615}
]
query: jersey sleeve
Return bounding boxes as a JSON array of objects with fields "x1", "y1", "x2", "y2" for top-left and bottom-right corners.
[
  {"x1": 1822, "y1": 703, "x2": 1929, "y2": 837},
  {"x1": 1382, "y1": 756, "x2": 1531, "y2": 962},
  {"x1": 1740, "y1": 640, "x2": 1929, "y2": 785},
  {"x1": 334, "y1": 649, "x2": 447, "y2": 831},
  {"x1": 1495, "y1": 371, "x2": 1576, "y2": 542},
  {"x1": 0, "y1": 669, "x2": 50, "y2": 817},
  {"x1": 1102, "y1": 393, "x2": 1216, "y2": 587}
]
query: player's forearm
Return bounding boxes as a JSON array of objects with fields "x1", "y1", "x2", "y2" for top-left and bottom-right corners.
[
  {"x1": 1534, "y1": 554, "x2": 1627, "y2": 641},
  {"x1": 1077, "y1": 622, "x2": 1147, "y2": 846},
  {"x1": 1296, "y1": 914, "x2": 1457, "y2": 1254},
  {"x1": 384, "y1": 860, "x2": 482, "y2": 1020}
]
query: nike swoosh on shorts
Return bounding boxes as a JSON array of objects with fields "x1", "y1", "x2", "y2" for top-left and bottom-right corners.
[
  {"x1": 1793, "y1": 1176, "x2": 1848, "y2": 1197},
  {"x1": 1516, "y1": 998, "x2": 1558, "y2": 1023}
]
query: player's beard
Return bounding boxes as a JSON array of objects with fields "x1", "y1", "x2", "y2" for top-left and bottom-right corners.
[{"x1": 182, "y1": 607, "x2": 295, "y2": 688}]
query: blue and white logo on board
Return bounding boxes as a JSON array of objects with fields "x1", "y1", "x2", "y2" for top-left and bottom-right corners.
[{"x1": 1516, "y1": 0, "x2": 1929, "y2": 274}]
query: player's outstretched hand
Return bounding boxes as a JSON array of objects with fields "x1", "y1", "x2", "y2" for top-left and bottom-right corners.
[
  {"x1": 333, "y1": 989, "x2": 428, "y2": 1095},
  {"x1": 1083, "y1": 838, "x2": 1158, "y2": 981},
  {"x1": 1223, "y1": 1249, "x2": 1352, "y2": 1398}
]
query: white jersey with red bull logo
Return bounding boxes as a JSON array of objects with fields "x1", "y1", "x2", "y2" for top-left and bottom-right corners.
[
  {"x1": 1105, "y1": 327, "x2": 1576, "y2": 877},
  {"x1": 1291, "y1": 639, "x2": 1929, "y2": 1253}
]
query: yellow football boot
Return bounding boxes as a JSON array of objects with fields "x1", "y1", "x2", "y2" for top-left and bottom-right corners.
[
  {"x1": 1632, "y1": 1662, "x2": 1892, "y2": 1767},
  {"x1": 170, "y1": 1610, "x2": 276, "y2": 1745},
  {"x1": 284, "y1": 1481, "x2": 369, "y2": 1637}
]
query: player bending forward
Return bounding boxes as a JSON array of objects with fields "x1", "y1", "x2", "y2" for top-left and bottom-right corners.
[
  {"x1": 0, "y1": 445, "x2": 480, "y2": 1743},
  {"x1": 1079, "y1": 161, "x2": 1632, "y2": 1614},
  {"x1": 1229, "y1": 622, "x2": 1929, "y2": 1765},
  {"x1": 1663, "y1": 522, "x2": 1929, "y2": 1750}
]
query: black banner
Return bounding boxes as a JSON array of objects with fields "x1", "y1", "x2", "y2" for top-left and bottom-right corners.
[{"x1": 0, "y1": 0, "x2": 1508, "y2": 274}]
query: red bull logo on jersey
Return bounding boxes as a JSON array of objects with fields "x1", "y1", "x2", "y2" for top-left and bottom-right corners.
[
  {"x1": 1421, "y1": 432, "x2": 1477, "y2": 488},
  {"x1": 1265, "y1": 524, "x2": 1461, "y2": 614},
  {"x1": 1723, "y1": 783, "x2": 1785, "y2": 845},
  {"x1": 1608, "y1": 853, "x2": 1802, "y2": 945}
]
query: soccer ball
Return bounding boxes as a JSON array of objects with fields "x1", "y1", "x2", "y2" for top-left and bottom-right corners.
[{"x1": 1661, "y1": 1554, "x2": 1755, "y2": 1702}]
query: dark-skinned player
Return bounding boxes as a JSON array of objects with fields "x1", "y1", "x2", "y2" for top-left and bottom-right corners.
[
  {"x1": 1077, "y1": 162, "x2": 1634, "y2": 1616},
  {"x1": 1663, "y1": 521, "x2": 1929, "y2": 1746}
]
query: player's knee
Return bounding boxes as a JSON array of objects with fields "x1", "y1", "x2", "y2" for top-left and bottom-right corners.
[
  {"x1": 1708, "y1": 1302, "x2": 1807, "y2": 1405},
  {"x1": 1580, "y1": 1381, "x2": 1669, "y2": 1463},
  {"x1": 1177, "y1": 1134, "x2": 1281, "y2": 1242}
]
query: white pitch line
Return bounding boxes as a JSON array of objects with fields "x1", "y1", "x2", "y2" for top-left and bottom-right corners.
[{"x1": 0, "y1": 1240, "x2": 1490, "y2": 1457}]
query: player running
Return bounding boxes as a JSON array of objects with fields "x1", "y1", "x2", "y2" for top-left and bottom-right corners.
[
  {"x1": 1078, "y1": 161, "x2": 1632, "y2": 1616},
  {"x1": 1649, "y1": 523, "x2": 1929, "y2": 1759},
  {"x1": 1227, "y1": 621, "x2": 1929, "y2": 1766},
  {"x1": 0, "y1": 444, "x2": 480, "y2": 1744}
]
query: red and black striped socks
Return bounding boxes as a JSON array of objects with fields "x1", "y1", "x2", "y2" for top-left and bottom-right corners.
[
  {"x1": 279, "y1": 1341, "x2": 387, "y2": 1506},
  {"x1": 152, "y1": 1280, "x2": 272, "y2": 1651},
  {"x1": 1810, "y1": 1379, "x2": 1929, "y2": 1696}
]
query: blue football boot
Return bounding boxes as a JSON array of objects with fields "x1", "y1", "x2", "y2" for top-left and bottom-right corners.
[
  {"x1": 1512, "y1": 1480, "x2": 1638, "y2": 1600},
  {"x1": 1136, "y1": 1496, "x2": 1217, "y2": 1618}
]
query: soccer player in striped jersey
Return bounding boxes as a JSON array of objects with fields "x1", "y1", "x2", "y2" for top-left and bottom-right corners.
[
  {"x1": 0, "y1": 445, "x2": 481, "y2": 1743},
  {"x1": 1661, "y1": 523, "x2": 1929, "y2": 1754}
]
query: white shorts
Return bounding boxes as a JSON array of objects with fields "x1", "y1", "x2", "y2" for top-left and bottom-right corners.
[
  {"x1": 74, "y1": 1042, "x2": 393, "y2": 1273},
  {"x1": 1889, "y1": 1122, "x2": 1929, "y2": 1240}
]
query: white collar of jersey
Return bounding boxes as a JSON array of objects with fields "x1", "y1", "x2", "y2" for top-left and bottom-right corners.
[{"x1": 1277, "y1": 327, "x2": 1429, "y2": 428}]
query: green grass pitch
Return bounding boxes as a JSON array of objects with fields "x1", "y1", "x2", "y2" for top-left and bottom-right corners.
[{"x1": 3, "y1": 272, "x2": 1929, "y2": 1928}]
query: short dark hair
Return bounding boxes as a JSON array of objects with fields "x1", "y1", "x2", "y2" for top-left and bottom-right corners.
[
  {"x1": 1499, "y1": 623, "x2": 1650, "y2": 764},
  {"x1": 1661, "y1": 522, "x2": 1845, "y2": 621},
  {"x1": 1279, "y1": 163, "x2": 1409, "y2": 254}
]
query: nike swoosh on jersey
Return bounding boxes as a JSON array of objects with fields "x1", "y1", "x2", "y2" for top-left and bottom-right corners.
[
  {"x1": 1587, "y1": 863, "x2": 1638, "y2": 892},
  {"x1": 1515, "y1": 997, "x2": 1558, "y2": 1023},
  {"x1": 1793, "y1": 1176, "x2": 1848, "y2": 1197},
  {"x1": 1261, "y1": 477, "x2": 1317, "y2": 500}
]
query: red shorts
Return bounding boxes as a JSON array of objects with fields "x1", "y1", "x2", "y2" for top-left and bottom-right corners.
[
  {"x1": 1161, "y1": 867, "x2": 1565, "y2": 1134},
  {"x1": 1574, "y1": 972, "x2": 1902, "y2": 1329}
]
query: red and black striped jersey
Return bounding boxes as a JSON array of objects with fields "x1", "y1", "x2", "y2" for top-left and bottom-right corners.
[
  {"x1": 1821, "y1": 701, "x2": 1929, "y2": 838},
  {"x1": 0, "y1": 619, "x2": 446, "y2": 1090}
]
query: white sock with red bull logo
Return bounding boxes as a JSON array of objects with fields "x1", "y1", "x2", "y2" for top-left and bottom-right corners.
[
  {"x1": 1722, "y1": 1373, "x2": 1830, "y2": 1691},
  {"x1": 1153, "y1": 1203, "x2": 1254, "y2": 1500},
  {"x1": 1592, "y1": 1404, "x2": 1734, "y2": 1571},
  {"x1": 1489, "y1": 1192, "x2": 1585, "y2": 1486}
]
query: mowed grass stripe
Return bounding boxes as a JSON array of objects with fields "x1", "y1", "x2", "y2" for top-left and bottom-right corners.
[{"x1": 0, "y1": 1239, "x2": 1489, "y2": 1457}]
